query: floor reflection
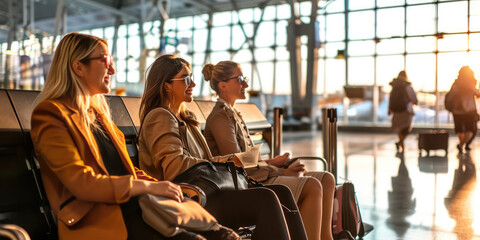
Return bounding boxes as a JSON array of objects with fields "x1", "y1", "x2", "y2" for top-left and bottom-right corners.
[
  {"x1": 387, "y1": 152, "x2": 416, "y2": 238},
  {"x1": 444, "y1": 153, "x2": 477, "y2": 240},
  {"x1": 282, "y1": 131, "x2": 480, "y2": 240}
]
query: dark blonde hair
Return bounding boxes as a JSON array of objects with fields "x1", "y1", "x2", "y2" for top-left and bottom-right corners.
[
  {"x1": 38, "y1": 32, "x2": 112, "y2": 130},
  {"x1": 139, "y1": 54, "x2": 198, "y2": 127},
  {"x1": 202, "y1": 61, "x2": 240, "y2": 93}
]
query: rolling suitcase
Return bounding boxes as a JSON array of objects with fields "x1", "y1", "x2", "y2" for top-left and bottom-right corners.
[{"x1": 418, "y1": 130, "x2": 449, "y2": 156}]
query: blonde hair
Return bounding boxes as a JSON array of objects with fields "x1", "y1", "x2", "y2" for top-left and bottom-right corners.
[
  {"x1": 202, "y1": 61, "x2": 240, "y2": 93},
  {"x1": 140, "y1": 54, "x2": 199, "y2": 127},
  {"x1": 38, "y1": 32, "x2": 112, "y2": 131}
]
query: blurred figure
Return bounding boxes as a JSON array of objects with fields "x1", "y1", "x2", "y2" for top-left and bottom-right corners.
[
  {"x1": 446, "y1": 66, "x2": 480, "y2": 152},
  {"x1": 388, "y1": 70, "x2": 418, "y2": 152}
]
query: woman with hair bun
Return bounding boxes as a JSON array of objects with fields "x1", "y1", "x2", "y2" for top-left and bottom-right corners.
[{"x1": 202, "y1": 61, "x2": 335, "y2": 240}]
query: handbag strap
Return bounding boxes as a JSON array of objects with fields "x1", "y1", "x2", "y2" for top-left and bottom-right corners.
[{"x1": 227, "y1": 161, "x2": 239, "y2": 190}]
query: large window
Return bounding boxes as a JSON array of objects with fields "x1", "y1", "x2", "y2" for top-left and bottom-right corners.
[{"x1": 4, "y1": 0, "x2": 480, "y2": 127}]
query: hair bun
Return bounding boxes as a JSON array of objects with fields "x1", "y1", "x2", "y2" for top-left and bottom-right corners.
[{"x1": 202, "y1": 63, "x2": 215, "y2": 82}]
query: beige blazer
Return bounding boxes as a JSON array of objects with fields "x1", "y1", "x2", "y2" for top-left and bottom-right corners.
[
  {"x1": 30, "y1": 99, "x2": 156, "y2": 240},
  {"x1": 138, "y1": 107, "x2": 231, "y2": 181},
  {"x1": 203, "y1": 100, "x2": 282, "y2": 182}
]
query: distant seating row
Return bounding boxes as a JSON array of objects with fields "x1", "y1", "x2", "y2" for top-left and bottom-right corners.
[{"x1": 0, "y1": 89, "x2": 275, "y2": 239}]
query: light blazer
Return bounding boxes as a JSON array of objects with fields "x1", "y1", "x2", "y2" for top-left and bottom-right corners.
[
  {"x1": 203, "y1": 100, "x2": 282, "y2": 182},
  {"x1": 138, "y1": 107, "x2": 231, "y2": 181},
  {"x1": 30, "y1": 99, "x2": 156, "y2": 240}
]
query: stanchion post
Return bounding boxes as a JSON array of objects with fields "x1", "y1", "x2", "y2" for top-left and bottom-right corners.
[
  {"x1": 273, "y1": 107, "x2": 283, "y2": 157},
  {"x1": 328, "y1": 108, "x2": 338, "y2": 182}
]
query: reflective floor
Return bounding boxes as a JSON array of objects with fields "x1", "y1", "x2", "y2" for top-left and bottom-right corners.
[{"x1": 282, "y1": 131, "x2": 480, "y2": 240}]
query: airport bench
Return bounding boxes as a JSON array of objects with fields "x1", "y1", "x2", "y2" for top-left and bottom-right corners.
[{"x1": 0, "y1": 90, "x2": 275, "y2": 239}]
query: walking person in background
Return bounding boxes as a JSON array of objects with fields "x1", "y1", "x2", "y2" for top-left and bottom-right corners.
[
  {"x1": 388, "y1": 70, "x2": 418, "y2": 153},
  {"x1": 446, "y1": 66, "x2": 480, "y2": 153}
]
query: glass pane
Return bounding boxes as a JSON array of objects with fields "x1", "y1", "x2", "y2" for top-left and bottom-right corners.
[
  {"x1": 406, "y1": 36, "x2": 436, "y2": 53},
  {"x1": 232, "y1": 25, "x2": 247, "y2": 49},
  {"x1": 165, "y1": 19, "x2": 176, "y2": 30},
  {"x1": 406, "y1": 0, "x2": 434, "y2": 3},
  {"x1": 237, "y1": 9, "x2": 253, "y2": 23},
  {"x1": 275, "y1": 61, "x2": 291, "y2": 94},
  {"x1": 128, "y1": 36, "x2": 140, "y2": 57},
  {"x1": 470, "y1": 33, "x2": 480, "y2": 50},
  {"x1": 277, "y1": 4, "x2": 291, "y2": 19},
  {"x1": 326, "y1": 14, "x2": 345, "y2": 41},
  {"x1": 91, "y1": 28, "x2": 103, "y2": 38},
  {"x1": 257, "y1": 62, "x2": 274, "y2": 93},
  {"x1": 377, "y1": 7, "x2": 405, "y2": 38},
  {"x1": 348, "y1": 11, "x2": 374, "y2": 40},
  {"x1": 438, "y1": 34, "x2": 468, "y2": 51},
  {"x1": 211, "y1": 27, "x2": 231, "y2": 51},
  {"x1": 377, "y1": 38, "x2": 405, "y2": 55},
  {"x1": 193, "y1": 29, "x2": 207, "y2": 52},
  {"x1": 255, "y1": 22, "x2": 275, "y2": 47},
  {"x1": 275, "y1": 47, "x2": 290, "y2": 60},
  {"x1": 405, "y1": 54, "x2": 435, "y2": 92},
  {"x1": 193, "y1": 53, "x2": 205, "y2": 66},
  {"x1": 470, "y1": 1, "x2": 480, "y2": 31},
  {"x1": 118, "y1": 25, "x2": 127, "y2": 38},
  {"x1": 376, "y1": 55, "x2": 405, "y2": 88},
  {"x1": 324, "y1": 42, "x2": 346, "y2": 58},
  {"x1": 348, "y1": 40, "x2": 375, "y2": 56},
  {"x1": 349, "y1": 0, "x2": 374, "y2": 10},
  {"x1": 117, "y1": 38, "x2": 127, "y2": 59},
  {"x1": 177, "y1": 17, "x2": 193, "y2": 30},
  {"x1": 438, "y1": 52, "x2": 469, "y2": 91},
  {"x1": 254, "y1": 48, "x2": 274, "y2": 61},
  {"x1": 232, "y1": 49, "x2": 252, "y2": 62},
  {"x1": 213, "y1": 12, "x2": 231, "y2": 27},
  {"x1": 276, "y1": 20, "x2": 288, "y2": 46},
  {"x1": 377, "y1": 0, "x2": 404, "y2": 7},
  {"x1": 348, "y1": 57, "x2": 374, "y2": 85},
  {"x1": 325, "y1": 59, "x2": 345, "y2": 94},
  {"x1": 438, "y1": 2, "x2": 467, "y2": 33},
  {"x1": 300, "y1": 1, "x2": 312, "y2": 16},
  {"x1": 406, "y1": 5, "x2": 436, "y2": 35},
  {"x1": 128, "y1": 23, "x2": 139, "y2": 36},
  {"x1": 325, "y1": 0, "x2": 345, "y2": 13},
  {"x1": 210, "y1": 51, "x2": 231, "y2": 64},
  {"x1": 194, "y1": 15, "x2": 208, "y2": 28},
  {"x1": 316, "y1": 59, "x2": 325, "y2": 94},
  {"x1": 263, "y1": 6, "x2": 276, "y2": 21}
]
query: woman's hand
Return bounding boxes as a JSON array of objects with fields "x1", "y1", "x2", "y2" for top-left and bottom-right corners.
[
  {"x1": 132, "y1": 180, "x2": 184, "y2": 202},
  {"x1": 265, "y1": 152, "x2": 290, "y2": 167},
  {"x1": 283, "y1": 163, "x2": 306, "y2": 177}
]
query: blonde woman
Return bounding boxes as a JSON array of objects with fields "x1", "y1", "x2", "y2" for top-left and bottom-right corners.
[
  {"x1": 202, "y1": 61, "x2": 336, "y2": 240},
  {"x1": 30, "y1": 32, "x2": 234, "y2": 240}
]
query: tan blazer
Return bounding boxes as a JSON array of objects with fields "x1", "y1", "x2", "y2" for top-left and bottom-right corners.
[
  {"x1": 203, "y1": 100, "x2": 282, "y2": 182},
  {"x1": 30, "y1": 99, "x2": 156, "y2": 240},
  {"x1": 138, "y1": 107, "x2": 231, "y2": 181}
]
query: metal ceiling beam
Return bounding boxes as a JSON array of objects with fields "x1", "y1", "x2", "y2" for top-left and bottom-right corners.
[{"x1": 75, "y1": 0, "x2": 139, "y2": 21}]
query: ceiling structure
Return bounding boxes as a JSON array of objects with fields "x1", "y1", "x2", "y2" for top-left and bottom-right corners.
[{"x1": 0, "y1": 0, "x2": 320, "y2": 43}]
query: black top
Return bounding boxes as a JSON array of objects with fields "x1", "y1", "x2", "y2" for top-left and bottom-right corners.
[{"x1": 91, "y1": 123, "x2": 129, "y2": 176}]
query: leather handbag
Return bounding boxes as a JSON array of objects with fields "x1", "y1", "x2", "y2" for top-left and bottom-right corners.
[
  {"x1": 172, "y1": 161, "x2": 262, "y2": 198},
  {"x1": 138, "y1": 193, "x2": 220, "y2": 237}
]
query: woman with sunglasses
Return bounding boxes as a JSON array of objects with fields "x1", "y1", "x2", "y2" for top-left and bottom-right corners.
[
  {"x1": 138, "y1": 54, "x2": 308, "y2": 240},
  {"x1": 202, "y1": 61, "x2": 335, "y2": 240},
  {"x1": 30, "y1": 33, "x2": 238, "y2": 240}
]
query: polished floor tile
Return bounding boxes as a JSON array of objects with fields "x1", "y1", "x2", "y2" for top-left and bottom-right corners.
[{"x1": 282, "y1": 131, "x2": 480, "y2": 240}]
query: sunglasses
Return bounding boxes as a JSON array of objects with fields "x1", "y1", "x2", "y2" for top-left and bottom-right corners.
[
  {"x1": 226, "y1": 76, "x2": 249, "y2": 84},
  {"x1": 84, "y1": 54, "x2": 114, "y2": 69},
  {"x1": 171, "y1": 74, "x2": 194, "y2": 86}
]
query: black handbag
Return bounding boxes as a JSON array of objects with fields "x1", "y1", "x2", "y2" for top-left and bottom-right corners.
[{"x1": 172, "y1": 161, "x2": 261, "y2": 198}]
